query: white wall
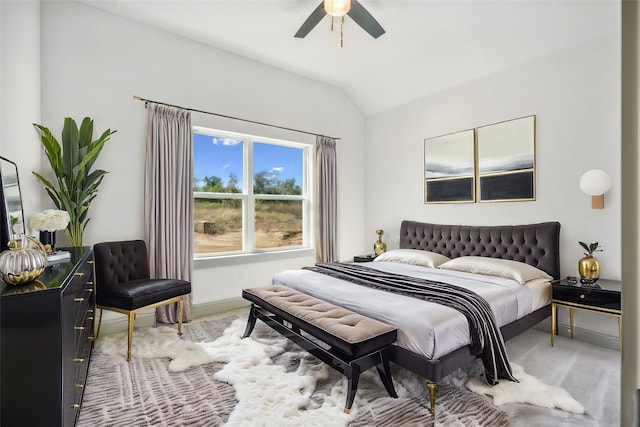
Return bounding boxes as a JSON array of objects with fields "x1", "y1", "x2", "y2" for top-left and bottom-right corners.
[
  {"x1": 364, "y1": 34, "x2": 621, "y2": 340},
  {"x1": 33, "y1": 1, "x2": 365, "y2": 316},
  {"x1": 0, "y1": 0, "x2": 41, "y2": 221}
]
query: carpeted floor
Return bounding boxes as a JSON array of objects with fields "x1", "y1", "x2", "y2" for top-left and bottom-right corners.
[{"x1": 77, "y1": 309, "x2": 620, "y2": 426}]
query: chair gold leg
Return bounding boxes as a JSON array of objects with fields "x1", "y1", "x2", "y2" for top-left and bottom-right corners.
[
  {"x1": 177, "y1": 298, "x2": 184, "y2": 336},
  {"x1": 127, "y1": 312, "x2": 135, "y2": 362},
  {"x1": 427, "y1": 380, "x2": 437, "y2": 416},
  {"x1": 95, "y1": 308, "x2": 104, "y2": 340}
]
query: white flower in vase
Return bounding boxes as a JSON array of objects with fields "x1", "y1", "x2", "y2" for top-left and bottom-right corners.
[{"x1": 30, "y1": 210, "x2": 70, "y2": 253}]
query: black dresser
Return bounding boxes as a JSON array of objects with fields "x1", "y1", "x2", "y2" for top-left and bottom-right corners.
[{"x1": 1, "y1": 247, "x2": 95, "y2": 427}]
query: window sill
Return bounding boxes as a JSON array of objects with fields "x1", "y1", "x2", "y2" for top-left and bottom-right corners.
[{"x1": 194, "y1": 247, "x2": 315, "y2": 268}]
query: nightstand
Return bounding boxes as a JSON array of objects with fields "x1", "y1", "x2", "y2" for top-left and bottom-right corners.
[
  {"x1": 551, "y1": 278, "x2": 621, "y2": 351},
  {"x1": 353, "y1": 254, "x2": 376, "y2": 262}
]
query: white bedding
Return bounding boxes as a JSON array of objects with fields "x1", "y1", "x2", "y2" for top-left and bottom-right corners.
[{"x1": 272, "y1": 261, "x2": 551, "y2": 360}]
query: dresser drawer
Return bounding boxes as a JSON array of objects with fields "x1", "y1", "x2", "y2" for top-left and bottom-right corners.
[{"x1": 553, "y1": 286, "x2": 620, "y2": 310}]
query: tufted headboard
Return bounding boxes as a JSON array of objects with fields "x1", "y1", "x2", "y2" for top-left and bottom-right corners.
[{"x1": 399, "y1": 220, "x2": 561, "y2": 279}]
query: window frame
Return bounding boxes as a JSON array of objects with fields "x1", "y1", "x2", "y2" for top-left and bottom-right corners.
[{"x1": 193, "y1": 126, "x2": 313, "y2": 260}]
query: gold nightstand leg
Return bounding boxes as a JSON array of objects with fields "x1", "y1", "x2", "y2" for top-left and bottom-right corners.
[
  {"x1": 569, "y1": 307, "x2": 575, "y2": 339},
  {"x1": 618, "y1": 316, "x2": 622, "y2": 351},
  {"x1": 551, "y1": 303, "x2": 556, "y2": 346}
]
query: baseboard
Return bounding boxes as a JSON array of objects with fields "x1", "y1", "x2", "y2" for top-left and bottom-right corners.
[
  {"x1": 192, "y1": 298, "x2": 250, "y2": 318},
  {"x1": 97, "y1": 297, "x2": 250, "y2": 336},
  {"x1": 534, "y1": 321, "x2": 620, "y2": 351}
]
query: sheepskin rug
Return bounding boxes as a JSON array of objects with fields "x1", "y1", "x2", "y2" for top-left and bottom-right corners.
[{"x1": 465, "y1": 363, "x2": 585, "y2": 414}]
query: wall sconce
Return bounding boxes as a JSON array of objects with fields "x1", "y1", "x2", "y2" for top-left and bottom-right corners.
[{"x1": 579, "y1": 169, "x2": 612, "y2": 209}]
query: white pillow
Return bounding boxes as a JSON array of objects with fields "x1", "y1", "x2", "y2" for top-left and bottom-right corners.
[
  {"x1": 437, "y1": 256, "x2": 552, "y2": 285},
  {"x1": 373, "y1": 249, "x2": 451, "y2": 268}
]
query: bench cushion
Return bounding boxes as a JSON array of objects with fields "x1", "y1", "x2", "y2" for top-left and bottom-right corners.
[{"x1": 243, "y1": 285, "x2": 397, "y2": 359}]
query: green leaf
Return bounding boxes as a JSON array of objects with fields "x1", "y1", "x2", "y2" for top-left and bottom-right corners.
[
  {"x1": 578, "y1": 241, "x2": 602, "y2": 255},
  {"x1": 61, "y1": 117, "x2": 80, "y2": 181},
  {"x1": 77, "y1": 117, "x2": 94, "y2": 149}
]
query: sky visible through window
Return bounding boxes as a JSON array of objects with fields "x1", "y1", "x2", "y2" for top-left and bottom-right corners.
[{"x1": 193, "y1": 133, "x2": 303, "y2": 190}]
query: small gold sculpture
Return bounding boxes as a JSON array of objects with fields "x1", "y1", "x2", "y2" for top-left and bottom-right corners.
[{"x1": 374, "y1": 229, "x2": 387, "y2": 256}]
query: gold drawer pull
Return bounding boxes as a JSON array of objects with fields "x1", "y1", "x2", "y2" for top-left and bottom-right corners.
[
  {"x1": 75, "y1": 326, "x2": 85, "y2": 330},
  {"x1": 87, "y1": 260, "x2": 94, "y2": 264},
  {"x1": 580, "y1": 294, "x2": 585, "y2": 299},
  {"x1": 87, "y1": 281, "x2": 94, "y2": 285},
  {"x1": 87, "y1": 309, "x2": 94, "y2": 313},
  {"x1": 74, "y1": 358, "x2": 85, "y2": 363},
  {"x1": 75, "y1": 272, "x2": 85, "y2": 277},
  {"x1": 72, "y1": 404, "x2": 81, "y2": 409},
  {"x1": 87, "y1": 316, "x2": 94, "y2": 321},
  {"x1": 75, "y1": 383, "x2": 84, "y2": 389},
  {"x1": 86, "y1": 288, "x2": 93, "y2": 292},
  {"x1": 88, "y1": 336, "x2": 95, "y2": 341},
  {"x1": 75, "y1": 298, "x2": 84, "y2": 302}
]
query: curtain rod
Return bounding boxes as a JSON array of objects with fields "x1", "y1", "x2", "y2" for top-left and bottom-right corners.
[{"x1": 133, "y1": 96, "x2": 340, "y2": 140}]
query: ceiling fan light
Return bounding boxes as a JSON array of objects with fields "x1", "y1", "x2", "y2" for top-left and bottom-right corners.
[{"x1": 323, "y1": 0, "x2": 351, "y2": 17}]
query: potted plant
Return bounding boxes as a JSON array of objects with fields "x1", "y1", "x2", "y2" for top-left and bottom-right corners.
[
  {"x1": 33, "y1": 117, "x2": 116, "y2": 247},
  {"x1": 578, "y1": 241, "x2": 602, "y2": 284}
]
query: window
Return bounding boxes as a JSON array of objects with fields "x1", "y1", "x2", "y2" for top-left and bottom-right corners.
[{"x1": 193, "y1": 127, "x2": 311, "y2": 258}]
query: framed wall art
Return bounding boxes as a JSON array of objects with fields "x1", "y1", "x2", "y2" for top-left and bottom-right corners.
[
  {"x1": 424, "y1": 129, "x2": 475, "y2": 203},
  {"x1": 476, "y1": 115, "x2": 536, "y2": 202}
]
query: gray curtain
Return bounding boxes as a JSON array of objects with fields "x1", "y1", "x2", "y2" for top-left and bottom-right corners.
[
  {"x1": 144, "y1": 103, "x2": 193, "y2": 323},
  {"x1": 315, "y1": 136, "x2": 338, "y2": 262}
]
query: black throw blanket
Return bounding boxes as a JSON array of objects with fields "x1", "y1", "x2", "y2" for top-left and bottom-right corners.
[{"x1": 303, "y1": 262, "x2": 517, "y2": 385}]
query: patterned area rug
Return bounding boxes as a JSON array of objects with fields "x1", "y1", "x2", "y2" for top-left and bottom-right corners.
[{"x1": 78, "y1": 312, "x2": 510, "y2": 426}]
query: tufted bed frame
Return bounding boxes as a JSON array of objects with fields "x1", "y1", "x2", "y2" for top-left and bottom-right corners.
[{"x1": 387, "y1": 220, "x2": 561, "y2": 384}]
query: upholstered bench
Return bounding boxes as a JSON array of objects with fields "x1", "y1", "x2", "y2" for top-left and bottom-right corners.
[{"x1": 242, "y1": 285, "x2": 398, "y2": 413}]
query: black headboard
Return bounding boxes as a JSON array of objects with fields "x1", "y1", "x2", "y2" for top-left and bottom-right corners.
[{"x1": 399, "y1": 220, "x2": 561, "y2": 279}]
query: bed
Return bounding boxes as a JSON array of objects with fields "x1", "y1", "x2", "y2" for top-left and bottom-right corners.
[{"x1": 272, "y1": 220, "x2": 561, "y2": 411}]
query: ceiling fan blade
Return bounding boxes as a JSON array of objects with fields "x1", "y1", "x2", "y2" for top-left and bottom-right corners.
[
  {"x1": 348, "y1": 0, "x2": 385, "y2": 39},
  {"x1": 294, "y1": 2, "x2": 327, "y2": 38}
]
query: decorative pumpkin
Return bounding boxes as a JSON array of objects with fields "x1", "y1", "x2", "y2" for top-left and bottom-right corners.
[{"x1": 0, "y1": 235, "x2": 47, "y2": 285}]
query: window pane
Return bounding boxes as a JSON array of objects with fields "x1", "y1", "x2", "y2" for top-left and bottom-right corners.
[
  {"x1": 194, "y1": 198, "x2": 242, "y2": 253},
  {"x1": 253, "y1": 143, "x2": 303, "y2": 195},
  {"x1": 255, "y1": 200, "x2": 302, "y2": 249},
  {"x1": 193, "y1": 133, "x2": 243, "y2": 192}
]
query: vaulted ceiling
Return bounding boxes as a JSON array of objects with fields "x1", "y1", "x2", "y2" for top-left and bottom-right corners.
[{"x1": 79, "y1": 0, "x2": 619, "y2": 115}]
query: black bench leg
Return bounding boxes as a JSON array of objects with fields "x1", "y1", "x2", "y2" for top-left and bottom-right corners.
[
  {"x1": 375, "y1": 350, "x2": 397, "y2": 398},
  {"x1": 242, "y1": 305, "x2": 258, "y2": 338},
  {"x1": 344, "y1": 364, "x2": 361, "y2": 414}
]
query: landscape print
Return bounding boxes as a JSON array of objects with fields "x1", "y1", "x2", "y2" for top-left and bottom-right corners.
[
  {"x1": 424, "y1": 129, "x2": 475, "y2": 203},
  {"x1": 476, "y1": 115, "x2": 536, "y2": 202}
]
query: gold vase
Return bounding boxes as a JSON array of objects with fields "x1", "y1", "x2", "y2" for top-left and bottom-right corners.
[
  {"x1": 374, "y1": 229, "x2": 387, "y2": 256},
  {"x1": 578, "y1": 255, "x2": 600, "y2": 284}
]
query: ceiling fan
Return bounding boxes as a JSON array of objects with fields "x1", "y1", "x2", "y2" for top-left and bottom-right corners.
[{"x1": 294, "y1": 0, "x2": 385, "y2": 43}]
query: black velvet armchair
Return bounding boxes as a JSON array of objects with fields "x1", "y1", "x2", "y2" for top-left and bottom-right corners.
[{"x1": 93, "y1": 240, "x2": 191, "y2": 361}]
